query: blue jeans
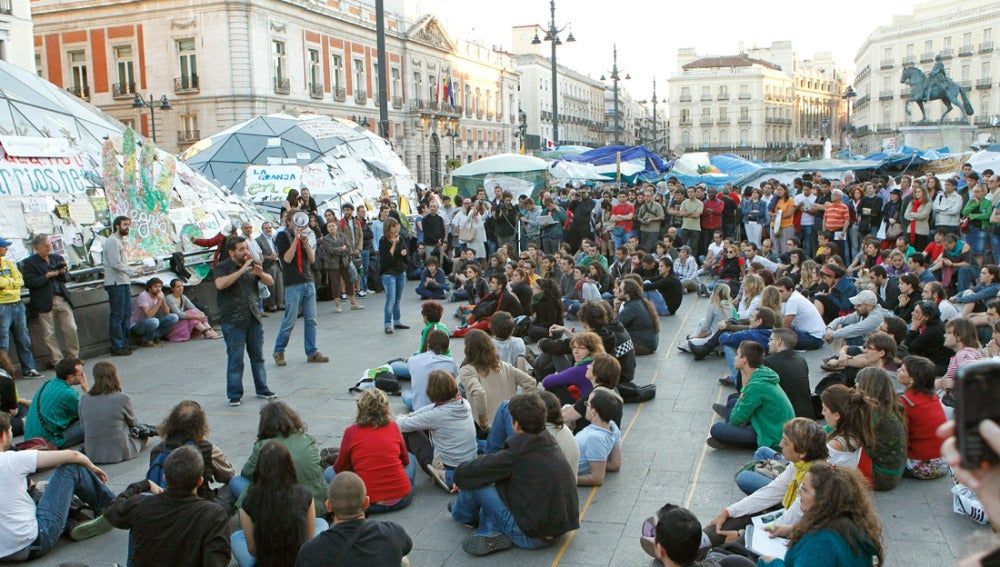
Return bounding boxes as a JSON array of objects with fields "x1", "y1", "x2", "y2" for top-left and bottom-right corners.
[
  {"x1": 643, "y1": 291, "x2": 670, "y2": 316},
  {"x1": 799, "y1": 225, "x2": 815, "y2": 257},
  {"x1": 450, "y1": 485, "x2": 551, "y2": 550},
  {"x1": 129, "y1": 314, "x2": 179, "y2": 343},
  {"x1": 222, "y1": 320, "x2": 269, "y2": 400},
  {"x1": 956, "y1": 265, "x2": 980, "y2": 294},
  {"x1": 274, "y1": 283, "x2": 318, "y2": 356},
  {"x1": 735, "y1": 447, "x2": 784, "y2": 495},
  {"x1": 323, "y1": 458, "x2": 417, "y2": 514},
  {"x1": 723, "y1": 345, "x2": 738, "y2": 380},
  {"x1": 640, "y1": 230, "x2": 661, "y2": 254},
  {"x1": 20, "y1": 464, "x2": 116, "y2": 559},
  {"x1": 484, "y1": 401, "x2": 516, "y2": 454},
  {"x1": 0, "y1": 302, "x2": 36, "y2": 370},
  {"x1": 359, "y1": 250, "x2": 371, "y2": 292},
  {"x1": 709, "y1": 421, "x2": 758, "y2": 448},
  {"x1": 381, "y1": 273, "x2": 405, "y2": 327},
  {"x1": 611, "y1": 230, "x2": 633, "y2": 251},
  {"x1": 59, "y1": 420, "x2": 85, "y2": 448},
  {"x1": 231, "y1": 517, "x2": 329, "y2": 567},
  {"x1": 991, "y1": 233, "x2": 1000, "y2": 265},
  {"x1": 794, "y1": 331, "x2": 825, "y2": 351},
  {"x1": 106, "y1": 284, "x2": 132, "y2": 351}
]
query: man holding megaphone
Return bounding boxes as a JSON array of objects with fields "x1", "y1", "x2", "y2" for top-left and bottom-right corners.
[{"x1": 272, "y1": 211, "x2": 329, "y2": 367}]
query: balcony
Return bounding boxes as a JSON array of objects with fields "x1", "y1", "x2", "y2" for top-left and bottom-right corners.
[
  {"x1": 902, "y1": 55, "x2": 916, "y2": 66},
  {"x1": 486, "y1": 111, "x2": 495, "y2": 121},
  {"x1": 700, "y1": 94, "x2": 713, "y2": 102},
  {"x1": 738, "y1": 93, "x2": 751, "y2": 100},
  {"x1": 354, "y1": 89, "x2": 367, "y2": 104},
  {"x1": 698, "y1": 118, "x2": 713, "y2": 126},
  {"x1": 112, "y1": 82, "x2": 135, "y2": 99},
  {"x1": 920, "y1": 52, "x2": 935, "y2": 63},
  {"x1": 309, "y1": 83, "x2": 323, "y2": 99},
  {"x1": 975, "y1": 116, "x2": 991, "y2": 125},
  {"x1": 373, "y1": 93, "x2": 381, "y2": 107},
  {"x1": 982, "y1": 41, "x2": 994, "y2": 53},
  {"x1": 738, "y1": 117, "x2": 752, "y2": 125},
  {"x1": 879, "y1": 90, "x2": 894, "y2": 100},
  {"x1": 476, "y1": 110, "x2": 484, "y2": 119},
  {"x1": 678, "y1": 117, "x2": 692, "y2": 126},
  {"x1": 66, "y1": 85, "x2": 90, "y2": 100},
  {"x1": 877, "y1": 123, "x2": 894, "y2": 133},
  {"x1": 0, "y1": 0, "x2": 10, "y2": 15},
  {"x1": 451, "y1": 105, "x2": 463, "y2": 116},
  {"x1": 717, "y1": 93, "x2": 730, "y2": 101},
  {"x1": 177, "y1": 130, "x2": 200, "y2": 145},
  {"x1": 679, "y1": 95, "x2": 692, "y2": 102},
  {"x1": 717, "y1": 117, "x2": 731, "y2": 125},
  {"x1": 273, "y1": 77, "x2": 290, "y2": 95},
  {"x1": 174, "y1": 75, "x2": 199, "y2": 93},
  {"x1": 940, "y1": 48, "x2": 954, "y2": 59},
  {"x1": 333, "y1": 87, "x2": 346, "y2": 102},
  {"x1": 959, "y1": 44, "x2": 974, "y2": 56},
  {"x1": 959, "y1": 79, "x2": 973, "y2": 90},
  {"x1": 880, "y1": 59, "x2": 895, "y2": 69},
  {"x1": 392, "y1": 96, "x2": 403, "y2": 109},
  {"x1": 977, "y1": 77, "x2": 993, "y2": 89}
]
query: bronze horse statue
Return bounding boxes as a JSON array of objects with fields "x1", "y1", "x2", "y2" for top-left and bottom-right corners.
[{"x1": 900, "y1": 66, "x2": 974, "y2": 123}]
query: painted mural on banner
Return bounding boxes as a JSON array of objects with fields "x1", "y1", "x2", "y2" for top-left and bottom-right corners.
[
  {"x1": 0, "y1": 151, "x2": 92, "y2": 196},
  {"x1": 102, "y1": 127, "x2": 176, "y2": 262}
]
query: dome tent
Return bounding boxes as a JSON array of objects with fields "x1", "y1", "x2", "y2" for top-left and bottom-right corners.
[
  {"x1": 181, "y1": 113, "x2": 414, "y2": 205},
  {"x1": 0, "y1": 60, "x2": 262, "y2": 280},
  {"x1": 451, "y1": 153, "x2": 549, "y2": 198}
]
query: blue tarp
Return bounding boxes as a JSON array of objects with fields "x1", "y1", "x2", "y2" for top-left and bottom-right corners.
[{"x1": 561, "y1": 145, "x2": 668, "y2": 174}]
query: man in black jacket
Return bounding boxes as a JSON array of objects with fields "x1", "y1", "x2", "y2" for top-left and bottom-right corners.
[
  {"x1": 566, "y1": 188, "x2": 595, "y2": 253},
  {"x1": 493, "y1": 192, "x2": 521, "y2": 254},
  {"x1": 450, "y1": 393, "x2": 579, "y2": 556},
  {"x1": 762, "y1": 328, "x2": 815, "y2": 418},
  {"x1": 421, "y1": 201, "x2": 446, "y2": 263},
  {"x1": 20, "y1": 234, "x2": 79, "y2": 367},
  {"x1": 104, "y1": 445, "x2": 231, "y2": 567}
]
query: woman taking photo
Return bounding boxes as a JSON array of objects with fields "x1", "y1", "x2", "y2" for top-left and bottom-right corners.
[
  {"x1": 897, "y1": 356, "x2": 949, "y2": 480},
  {"x1": 527, "y1": 278, "x2": 565, "y2": 343},
  {"x1": 319, "y1": 219, "x2": 362, "y2": 313},
  {"x1": 332, "y1": 389, "x2": 415, "y2": 513},
  {"x1": 78, "y1": 361, "x2": 148, "y2": 464},
  {"x1": 617, "y1": 279, "x2": 660, "y2": 355},
  {"x1": 457, "y1": 329, "x2": 536, "y2": 430},
  {"x1": 231, "y1": 442, "x2": 326, "y2": 567},
  {"x1": 164, "y1": 279, "x2": 221, "y2": 341},
  {"x1": 759, "y1": 462, "x2": 883, "y2": 567},
  {"x1": 379, "y1": 217, "x2": 408, "y2": 334}
]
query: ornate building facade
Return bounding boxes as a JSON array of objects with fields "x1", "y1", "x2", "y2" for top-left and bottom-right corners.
[
  {"x1": 30, "y1": 0, "x2": 518, "y2": 187},
  {"x1": 1, "y1": 0, "x2": 33, "y2": 72}
]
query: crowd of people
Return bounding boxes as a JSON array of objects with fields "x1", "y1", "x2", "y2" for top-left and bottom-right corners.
[{"x1": 2, "y1": 164, "x2": 1000, "y2": 565}]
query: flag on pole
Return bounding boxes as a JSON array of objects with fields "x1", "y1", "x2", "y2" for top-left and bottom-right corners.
[
  {"x1": 446, "y1": 77, "x2": 455, "y2": 107},
  {"x1": 435, "y1": 77, "x2": 440, "y2": 102}
]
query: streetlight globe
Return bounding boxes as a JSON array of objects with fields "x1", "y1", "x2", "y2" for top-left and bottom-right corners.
[
  {"x1": 531, "y1": 34, "x2": 541, "y2": 45},
  {"x1": 566, "y1": 32, "x2": 576, "y2": 42},
  {"x1": 131, "y1": 93, "x2": 144, "y2": 109}
]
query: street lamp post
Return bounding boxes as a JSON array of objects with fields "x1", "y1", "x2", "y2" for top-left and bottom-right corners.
[
  {"x1": 600, "y1": 45, "x2": 629, "y2": 146},
  {"x1": 843, "y1": 85, "x2": 857, "y2": 153},
  {"x1": 639, "y1": 77, "x2": 665, "y2": 153},
  {"x1": 131, "y1": 93, "x2": 172, "y2": 144},
  {"x1": 531, "y1": 0, "x2": 575, "y2": 147}
]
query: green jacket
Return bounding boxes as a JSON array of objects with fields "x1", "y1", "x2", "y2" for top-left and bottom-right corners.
[
  {"x1": 962, "y1": 197, "x2": 993, "y2": 230},
  {"x1": 239, "y1": 432, "x2": 328, "y2": 511},
  {"x1": 729, "y1": 366, "x2": 795, "y2": 450}
]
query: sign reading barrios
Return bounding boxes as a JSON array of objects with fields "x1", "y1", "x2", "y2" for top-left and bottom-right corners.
[{"x1": 244, "y1": 165, "x2": 302, "y2": 203}]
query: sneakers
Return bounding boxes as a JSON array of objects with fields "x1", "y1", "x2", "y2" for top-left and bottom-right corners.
[
  {"x1": 273, "y1": 352, "x2": 287, "y2": 367},
  {"x1": 393, "y1": 323, "x2": 410, "y2": 330},
  {"x1": 350, "y1": 304, "x2": 365, "y2": 310},
  {"x1": 689, "y1": 342, "x2": 713, "y2": 361},
  {"x1": 229, "y1": 398, "x2": 242, "y2": 407},
  {"x1": 705, "y1": 437, "x2": 725, "y2": 450},
  {"x1": 21, "y1": 368, "x2": 42, "y2": 378},
  {"x1": 712, "y1": 403, "x2": 729, "y2": 418},
  {"x1": 698, "y1": 283, "x2": 710, "y2": 297},
  {"x1": 385, "y1": 327, "x2": 394, "y2": 334},
  {"x1": 69, "y1": 515, "x2": 112, "y2": 541},
  {"x1": 256, "y1": 391, "x2": 277, "y2": 400},
  {"x1": 340, "y1": 293, "x2": 349, "y2": 301},
  {"x1": 335, "y1": 305, "x2": 343, "y2": 313},
  {"x1": 462, "y1": 533, "x2": 514, "y2": 556},
  {"x1": 307, "y1": 352, "x2": 330, "y2": 363},
  {"x1": 425, "y1": 463, "x2": 450, "y2": 491},
  {"x1": 640, "y1": 516, "x2": 658, "y2": 558},
  {"x1": 718, "y1": 377, "x2": 738, "y2": 389},
  {"x1": 110, "y1": 348, "x2": 133, "y2": 356},
  {"x1": 356, "y1": 291, "x2": 367, "y2": 298}
]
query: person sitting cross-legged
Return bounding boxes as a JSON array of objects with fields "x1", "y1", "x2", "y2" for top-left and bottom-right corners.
[
  {"x1": 575, "y1": 389, "x2": 622, "y2": 487},
  {"x1": 450, "y1": 392, "x2": 579, "y2": 556},
  {"x1": 718, "y1": 307, "x2": 777, "y2": 388},
  {"x1": 24, "y1": 357, "x2": 88, "y2": 448},
  {"x1": 129, "y1": 278, "x2": 180, "y2": 348},
  {"x1": 0, "y1": 413, "x2": 116, "y2": 562},
  {"x1": 414, "y1": 257, "x2": 449, "y2": 300}
]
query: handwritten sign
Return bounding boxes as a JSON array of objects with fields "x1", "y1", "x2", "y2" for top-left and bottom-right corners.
[
  {"x1": 68, "y1": 199, "x2": 96, "y2": 224},
  {"x1": 0, "y1": 153, "x2": 91, "y2": 196},
  {"x1": 243, "y1": 165, "x2": 301, "y2": 202}
]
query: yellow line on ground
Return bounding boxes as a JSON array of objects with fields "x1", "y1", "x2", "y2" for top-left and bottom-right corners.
[
  {"x1": 684, "y1": 386, "x2": 725, "y2": 509},
  {"x1": 550, "y1": 294, "x2": 701, "y2": 567}
]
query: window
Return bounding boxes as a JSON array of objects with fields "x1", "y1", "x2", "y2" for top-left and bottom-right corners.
[
  {"x1": 740, "y1": 129, "x2": 749, "y2": 147},
  {"x1": 719, "y1": 129, "x2": 729, "y2": 145},
  {"x1": 412, "y1": 71, "x2": 421, "y2": 100},
  {"x1": 34, "y1": 53, "x2": 43, "y2": 77},
  {"x1": 883, "y1": 47, "x2": 892, "y2": 59},
  {"x1": 114, "y1": 46, "x2": 135, "y2": 94},
  {"x1": 273, "y1": 41, "x2": 286, "y2": 80},
  {"x1": 740, "y1": 107, "x2": 749, "y2": 120},
  {"x1": 331, "y1": 54, "x2": 343, "y2": 91},
  {"x1": 177, "y1": 39, "x2": 197, "y2": 88},
  {"x1": 905, "y1": 44, "x2": 914, "y2": 57},
  {"x1": 681, "y1": 130, "x2": 690, "y2": 146},
  {"x1": 427, "y1": 74, "x2": 435, "y2": 101},
  {"x1": 390, "y1": 68, "x2": 400, "y2": 98},
  {"x1": 372, "y1": 60, "x2": 380, "y2": 97},
  {"x1": 120, "y1": 118, "x2": 136, "y2": 130},
  {"x1": 701, "y1": 85, "x2": 711, "y2": 100},
  {"x1": 68, "y1": 50, "x2": 88, "y2": 96},
  {"x1": 308, "y1": 49, "x2": 320, "y2": 87},
  {"x1": 180, "y1": 114, "x2": 199, "y2": 142},
  {"x1": 962, "y1": 64, "x2": 971, "y2": 81},
  {"x1": 718, "y1": 85, "x2": 728, "y2": 99},
  {"x1": 983, "y1": 61, "x2": 992, "y2": 78},
  {"x1": 986, "y1": 29, "x2": 993, "y2": 43},
  {"x1": 464, "y1": 84, "x2": 471, "y2": 108},
  {"x1": 353, "y1": 58, "x2": 364, "y2": 93},
  {"x1": 963, "y1": 32, "x2": 973, "y2": 47},
  {"x1": 719, "y1": 108, "x2": 728, "y2": 122},
  {"x1": 924, "y1": 40, "x2": 933, "y2": 52},
  {"x1": 680, "y1": 108, "x2": 690, "y2": 122},
  {"x1": 943, "y1": 36, "x2": 952, "y2": 49}
]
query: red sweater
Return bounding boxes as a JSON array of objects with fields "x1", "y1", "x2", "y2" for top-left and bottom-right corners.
[
  {"x1": 900, "y1": 390, "x2": 947, "y2": 460},
  {"x1": 334, "y1": 422, "x2": 411, "y2": 502}
]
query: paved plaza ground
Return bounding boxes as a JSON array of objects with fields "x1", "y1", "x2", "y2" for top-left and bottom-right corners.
[{"x1": 18, "y1": 288, "x2": 985, "y2": 566}]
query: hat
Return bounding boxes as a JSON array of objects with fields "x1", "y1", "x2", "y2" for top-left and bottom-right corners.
[
  {"x1": 0, "y1": 237, "x2": 11, "y2": 247},
  {"x1": 849, "y1": 290, "x2": 879, "y2": 305},
  {"x1": 819, "y1": 265, "x2": 843, "y2": 279},
  {"x1": 679, "y1": 245, "x2": 692, "y2": 254}
]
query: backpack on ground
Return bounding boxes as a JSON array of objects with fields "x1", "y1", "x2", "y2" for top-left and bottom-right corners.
[
  {"x1": 618, "y1": 381, "x2": 656, "y2": 403},
  {"x1": 146, "y1": 440, "x2": 197, "y2": 489}
]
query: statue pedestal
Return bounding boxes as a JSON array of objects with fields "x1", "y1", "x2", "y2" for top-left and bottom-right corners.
[{"x1": 899, "y1": 124, "x2": 976, "y2": 151}]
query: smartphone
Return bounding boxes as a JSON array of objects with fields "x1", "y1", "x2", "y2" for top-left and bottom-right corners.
[{"x1": 956, "y1": 359, "x2": 1000, "y2": 469}]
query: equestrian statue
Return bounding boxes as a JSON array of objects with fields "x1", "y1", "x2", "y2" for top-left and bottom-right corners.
[{"x1": 900, "y1": 55, "x2": 974, "y2": 123}]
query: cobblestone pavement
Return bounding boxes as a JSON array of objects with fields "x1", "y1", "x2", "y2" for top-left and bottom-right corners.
[{"x1": 19, "y1": 288, "x2": 982, "y2": 566}]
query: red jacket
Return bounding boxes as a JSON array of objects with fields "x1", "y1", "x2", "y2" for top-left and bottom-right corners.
[
  {"x1": 701, "y1": 197, "x2": 724, "y2": 230},
  {"x1": 334, "y1": 422, "x2": 411, "y2": 502},
  {"x1": 900, "y1": 389, "x2": 947, "y2": 460},
  {"x1": 192, "y1": 232, "x2": 226, "y2": 266}
]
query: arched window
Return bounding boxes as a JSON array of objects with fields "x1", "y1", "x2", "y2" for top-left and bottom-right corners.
[
  {"x1": 740, "y1": 129, "x2": 749, "y2": 147},
  {"x1": 719, "y1": 129, "x2": 729, "y2": 146},
  {"x1": 701, "y1": 129, "x2": 711, "y2": 147},
  {"x1": 681, "y1": 130, "x2": 691, "y2": 147}
]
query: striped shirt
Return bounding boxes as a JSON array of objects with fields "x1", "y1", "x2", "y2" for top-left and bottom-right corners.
[{"x1": 824, "y1": 202, "x2": 850, "y2": 231}]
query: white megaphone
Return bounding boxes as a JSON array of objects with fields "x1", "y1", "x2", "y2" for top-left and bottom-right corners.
[{"x1": 292, "y1": 211, "x2": 310, "y2": 228}]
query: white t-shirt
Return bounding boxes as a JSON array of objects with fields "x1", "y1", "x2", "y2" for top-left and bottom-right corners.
[
  {"x1": 794, "y1": 194, "x2": 817, "y2": 226},
  {"x1": 783, "y1": 291, "x2": 826, "y2": 338},
  {"x1": 576, "y1": 421, "x2": 621, "y2": 476},
  {"x1": 707, "y1": 241, "x2": 726, "y2": 260},
  {"x1": 0, "y1": 451, "x2": 38, "y2": 557},
  {"x1": 493, "y1": 337, "x2": 526, "y2": 368},
  {"x1": 939, "y1": 300, "x2": 960, "y2": 323}
]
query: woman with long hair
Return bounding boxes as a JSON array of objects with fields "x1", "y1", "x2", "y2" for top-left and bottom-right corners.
[
  {"x1": 617, "y1": 279, "x2": 660, "y2": 355},
  {"x1": 798, "y1": 259, "x2": 822, "y2": 298},
  {"x1": 893, "y1": 273, "x2": 922, "y2": 323},
  {"x1": 229, "y1": 401, "x2": 328, "y2": 511},
  {"x1": 773, "y1": 184, "x2": 796, "y2": 256},
  {"x1": 690, "y1": 284, "x2": 734, "y2": 340},
  {"x1": 78, "y1": 361, "x2": 147, "y2": 464},
  {"x1": 903, "y1": 185, "x2": 931, "y2": 250},
  {"x1": 320, "y1": 219, "x2": 362, "y2": 313},
  {"x1": 846, "y1": 240, "x2": 880, "y2": 276},
  {"x1": 904, "y1": 301, "x2": 954, "y2": 375},
  {"x1": 457, "y1": 329, "x2": 536, "y2": 429},
  {"x1": 332, "y1": 389, "x2": 416, "y2": 513},
  {"x1": 164, "y1": 279, "x2": 221, "y2": 341},
  {"x1": 820, "y1": 385, "x2": 875, "y2": 468},
  {"x1": 736, "y1": 274, "x2": 765, "y2": 320},
  {"x1": 758, "y1": 462, "x2": 883, "y2": 566},
  {"x1": 589, "y1": 261, "x2": 612, "y2": 298},
  {"x1": 281, "y1": 189, "x2": 300, "y2": 218},
  {"x1": 785, "y1": 248, "x2": 806, "y2": 286},
  {"x1": 541, "y1": 331, "x2": 606, "y2": 405},
  {"x1": 856, "y1": 367, "x2": 908, "y2": 491},
  {"x1": 897, "y1": 356, "x2": 949, "y2": 480},
  {"x1": 231, "y1": 442, "x2": 326, "y2": 567},
  {"x1": 378, "y1": 217, "x2": 408, "y2": 334},
  {"x1": 527, "y1": 277, "x2": 565, "y2": 343}
]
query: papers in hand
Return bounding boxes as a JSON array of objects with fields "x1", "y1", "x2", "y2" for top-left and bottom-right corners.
[
  {"x1": 537, "y1": 214, "x2": 558, "y2": 226},
  {"x1": 746, "y1": 511, "x2": 789, "y2": 560}
]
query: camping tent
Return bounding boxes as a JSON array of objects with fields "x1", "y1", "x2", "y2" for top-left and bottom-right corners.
[
  {"x1": 181, "y1": 113, "x2": 414, "y2": 205},
  {"x1": 451, "y1": 153, "x2": 548, "y2": 197},
  {"x1": 0, "y1": 60, "x2": 262, "y2": 280}
]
